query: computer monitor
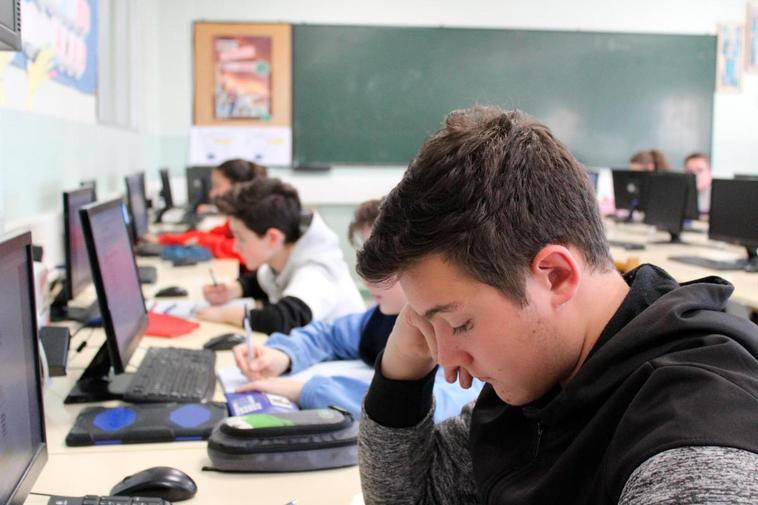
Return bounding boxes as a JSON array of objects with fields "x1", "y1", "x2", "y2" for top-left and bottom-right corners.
[
  {"x1": 186, "y1": 166, "x2": 213, "y2": 209},
  {"x1": 586, "y1": 170, "x2": 599, "y2": 191},
  {"x1": 734, "y1": 174, "x2": 758, "y2": 181},
  {"x1": 683, "y1": 172, "x2": 699, "y2": 221},
  {"x1": 65, "y1": 199, "x2": 148, "y2": 403},
  {"x1": 80, "y1": 179, "x2": 97, "y2": 199},
  {"x1": 643, "y1": 172, "x2": 694, "y2": 243},
  {"x1": 0, "y1": 231, "x2": 48, "y2": 505},
  {"x1": 0, "y1": 0, "x2": 21, "y2": 51},
  {"x1": 124, "y1": 172, "x2": 149, "y2": 242},
  {"x1": 63, "y1": 187, "x2": 96, "y2": 301},
  {"x1": 159, "y1": 168, "x2": 174, "y2": 208},
  {"x1": 707, "y1": 178, "x2": 758, "y2": 270},
  {"x1": 612, "y1": 169, "x2": 650, "y2": 217}
]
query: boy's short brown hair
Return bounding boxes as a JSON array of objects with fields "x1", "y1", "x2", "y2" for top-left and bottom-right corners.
[
  {"x1": 348, "y1": 199, "x2": 382, "y2": 248},
  {"x1": 357, "y1": 106, "x2": 612, "y2": 304}
]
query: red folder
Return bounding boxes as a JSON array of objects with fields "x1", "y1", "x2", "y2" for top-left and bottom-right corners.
[{"x1": 145, "y1": 311, "x2": 200, "y2": 338}]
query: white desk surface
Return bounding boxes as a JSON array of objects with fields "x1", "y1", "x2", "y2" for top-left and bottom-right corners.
[
  {"x1": 28, "y1": 257, "x2": 363, "y2": 505},
  {"x1": 606, "y1": 219, "x2": 758, "y2": 310}
]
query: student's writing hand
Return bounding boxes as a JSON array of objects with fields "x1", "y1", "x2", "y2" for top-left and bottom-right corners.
[
  {"x1": 235, "y1": 377, "x2": 304, "y2": 403},
  {"x1": 195, "y1": 304, "x2": 245, "y2": 326},
  {"x1": 202, "y1": 282, "x2": 242, "y2": 305},
  {"x1": 233, "y1": 343, "x2": 291, "y2": 381}
]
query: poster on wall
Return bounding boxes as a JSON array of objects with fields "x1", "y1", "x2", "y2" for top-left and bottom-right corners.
[
  {"x1": 0, "y1": 0, "x2": 97, "y2": 118},
  {"x1": 193, "y1": 23, "x2": 291, "y2": 165},
  {"x1": 213, "y1": 36, "x2": 273, "y2": 120},
  {"x1": 747, "y1": 3, "x2": 758, "y2": 73},
  {"x1": 716, "y1": 23, "x2": 744, "y2": 93}
]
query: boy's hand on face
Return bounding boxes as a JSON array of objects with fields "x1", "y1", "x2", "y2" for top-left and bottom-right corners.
[
  {"x1": 233, "y1": 343, "x2": 291, "y2": 381},
  {"x1": 235, "y1": 377, "x2": 304, "y2": 403},
  {"x1": 380, "y1": 304, "x2": 439, "y2": 381}
]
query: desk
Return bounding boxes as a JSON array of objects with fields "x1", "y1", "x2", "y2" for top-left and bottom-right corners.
[
  {"x1": 606, "y1": 220, "x2": 758, "y2": 311},
  {"x1": 28, "y1": 257, "x2": 363, "y2": 505}
]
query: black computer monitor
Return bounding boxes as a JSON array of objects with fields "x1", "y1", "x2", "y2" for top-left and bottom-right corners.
[
  {"x1": 186, "y1": 166, "x2": 213, "y2": 209},
  {"x1": 63, "y1": 187, "x2": 96, "y2": 301},
  {"x1": 65, "y1": 199, "x2": 148, "y2": 403},
  {"x1": 612, "y1": 169, "x2": 650, "y2": 217},
  {"x1": 734, "y1": 174, "x2": 758, "y2": 181},
  {"x1": 0, "y1": 0, "x2": 21, "y2": 51},
  {"x1": 586, "y1": 170, "x2": 599, "y2": 191},
  {"x1": 159, "y1": 168, "x2": 174, "y2": 208},
  {"x1": 124, "y1": 172, "x2": 149, "y2": 242},
  {"x1": 707, "y1": 178, "x2": 758, "y2": 270},
  {"x1": 643, "y1": 172, "x2": 694, "y2": 243},
  {"x1": 0, "y1": 231, "x2": 48, "y2": 505},
  {"x1": 51, "y1": 187, "x2": 100, "y2": 324},
  {"x1": 80, "y1": 179, "x2": 97, "y2": 199},
  {"x1": 683, "y1": 172, "x2": 699, "y2": 221}
]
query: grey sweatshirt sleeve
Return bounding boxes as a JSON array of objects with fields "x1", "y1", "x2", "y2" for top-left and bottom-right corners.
[
  {"x1": 618, "y1": 446, "x2": 758, "y2": 505},
  {"x1": 358, "y1": 402, "x2": 480, "y2": 505}
]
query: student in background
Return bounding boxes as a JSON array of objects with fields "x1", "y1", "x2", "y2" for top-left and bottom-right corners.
[
  {"x1": 155, "y1": 159, "x2": 267, "y2": 261},
  {"x1": 684, "y1": 152, "x2": 712, "y2": 214},
  {"x1": 355, "y1": 106, "x2": 758, "y2": 504},
  {"x1": 629, "y1": 149, "x2": 670, "y2": 171},
  {"x1": 196, "y1": 177, "x2": 365, "y2": 334},
  {"x1": 229, "y1": 199, "x2": 483, "y2": 421}
]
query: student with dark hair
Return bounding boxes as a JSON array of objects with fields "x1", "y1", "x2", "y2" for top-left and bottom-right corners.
[
  {"x1": 355, "y1": 106, "x2": 758, "y2": 504},
  {"x1": 684, "y1": 152, "x2": 712, "y2": 214},
  {"x1": 156, "y1": 159, "x2": 267, "y2": 260},
  {"x1": 629, "y1": 149, "x2": 670, "y2": 171},
  {"x1": 229, "y1": 198, "x2": 482, "y2": 420},
  {"x1": 196, "y1": 177, "x2": 365, "y2": 334}
]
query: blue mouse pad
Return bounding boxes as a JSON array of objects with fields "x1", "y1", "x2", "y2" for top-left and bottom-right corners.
[{"x1": 66, "y1": 402, "x2": 227, "y2": 446}]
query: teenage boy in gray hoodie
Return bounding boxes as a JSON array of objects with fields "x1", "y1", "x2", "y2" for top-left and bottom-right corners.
[{"x1": 196, "y1": 177, "x2": 364, "y2": 334}]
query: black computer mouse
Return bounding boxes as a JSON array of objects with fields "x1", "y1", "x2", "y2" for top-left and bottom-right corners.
[
  {"x1": 203, "y1": 332, "x2": 246, "y2": 351},
  {"x1": 111, "y1": 466, "x2": 197, "y2": 502},
  {"x1": 154, "y1": 286, "x2": 188, "y2": 297}
]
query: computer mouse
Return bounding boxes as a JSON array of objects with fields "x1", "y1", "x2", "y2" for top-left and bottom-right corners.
[
  {"x1": 111, "y1": 466, "x2": 197, "y2": 502},
  {"x1": 203, "y1": 332, "x2": 246, "y2": 351},
  {"x1": 154, "y1": 286, "x2": 188, "y2": 297}
]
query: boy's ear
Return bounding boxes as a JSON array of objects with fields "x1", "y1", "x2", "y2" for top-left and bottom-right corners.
[
  {"x1": 263, "y1": 228, "x2": 286, "y2": 248},
  {"x1": 530, "y1": 245, "x2": 581, "y2": 307}
]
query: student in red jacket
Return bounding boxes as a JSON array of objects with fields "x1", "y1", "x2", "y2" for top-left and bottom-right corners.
[{"x1": 157, "y1": 159, "x2": 267, "y2": 261}]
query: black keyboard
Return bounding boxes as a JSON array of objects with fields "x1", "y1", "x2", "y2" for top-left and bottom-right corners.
[
  {"x1": 669, "y1": 255, "x2": 746, "y2": 271},
  {"x1": 608, "y1": 239, "x2": 646, "y2": 251},
  {"x1": 47, "y1": 495, "x2": 170, "y2": 505},
  {"x1": 124, "y1": 347, "x2": 216, "y2": 403}
]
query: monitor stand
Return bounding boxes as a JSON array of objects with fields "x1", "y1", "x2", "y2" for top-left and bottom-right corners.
[
  {"x1": 648, "y1": 231, "x2": 689, "y2": 245},
  {"x1": 64, "y1": 342, "x2": 133, "y2": 404},
  {"x1": 50, "y1": 298, "x2": 102, "y2": 326}
]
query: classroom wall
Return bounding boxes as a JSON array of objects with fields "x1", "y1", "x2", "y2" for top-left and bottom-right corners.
[{"x1": 151, "y1": 0, "x2": 758, "y2": 180}]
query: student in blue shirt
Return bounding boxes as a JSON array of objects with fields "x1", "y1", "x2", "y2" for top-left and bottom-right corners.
[{"x1": 231, "y1": 199, "x2": 482, "y2": 422}]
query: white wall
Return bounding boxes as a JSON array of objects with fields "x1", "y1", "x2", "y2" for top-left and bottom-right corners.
[{"x1": 150, "y1": 0, "x2": 758, "y2": 182}]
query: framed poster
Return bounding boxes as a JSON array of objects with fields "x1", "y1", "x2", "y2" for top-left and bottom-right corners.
[
  {"x1": 193, "y1": 23, "x2": 291, "y2": 127},
  {"x1": 747, "y1": 2, "x2": 758, "y2": 73},
  {"x1": 716, "y1": 23, "x2": 744, "y2": 93}
]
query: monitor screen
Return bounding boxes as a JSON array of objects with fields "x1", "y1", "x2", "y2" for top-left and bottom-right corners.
[
  {"x1": 643, "y1": 172, "x2": 689, "y2": 240},
  {"x1": 186, "y1": 166, "x2": 213, "y2": 207},
  {"x1": 709, "y1": 178, "x2": 758, "y2": 250},
  {"x1": 0, "y1": 0, "x2": 20, "y2": 51},
  {"x1": 81, "y1": 199, "x2": 147, "y2": 373},
  {"x1": 612, "y1": 169, "x2": 650, "y2": 212},
  {"x1": 159, "y1": 168, "x2": 174, "y2": 208},
  {"x1": 0, "y1": 232, "x2": 47, "y2": 505},
  {"x1": 124, "y1": 173, "x2": 149, "y2": 241},
  {"x1": 63, "y1": 187, "x2": 96, "y2": 301}
]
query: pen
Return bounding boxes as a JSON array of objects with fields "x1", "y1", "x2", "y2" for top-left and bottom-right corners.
[
  {"x1": 209, "y1": 267, "x2": 218, "y2": 286},
  {"x1": 244, "y1": 303, "x2": 254, "y2": 361}
]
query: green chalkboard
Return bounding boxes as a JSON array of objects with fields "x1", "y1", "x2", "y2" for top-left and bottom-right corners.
[{"x1": 293, "y1": 25, "x2": 715, "y2": 167}]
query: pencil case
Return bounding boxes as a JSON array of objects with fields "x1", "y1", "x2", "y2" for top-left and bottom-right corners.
[{"x1": 206, "y1": 406, "x2": 358, "y2": 472}]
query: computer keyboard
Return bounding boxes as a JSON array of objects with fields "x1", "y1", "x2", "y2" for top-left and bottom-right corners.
[
  {"x1": 669, "y1": 255, "x2": 746, "y2": 271},
  {"x1": 138, "y1": 266, "x2": 158, "y2": 284},
  {"x1": 47, "y1": 495, "x2": 170, "y2": 505},
  {"x1": 124, "y1": 347, "x2": 216, "y2": 403},
  {"x1": 607, "y1": 239, "x2": 646, "y2": 251}
]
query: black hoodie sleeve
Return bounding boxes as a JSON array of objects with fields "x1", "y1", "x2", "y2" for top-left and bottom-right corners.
[
  {"x1": 237, "y1": 272, "x2": 269, "y2": 302},
  {"x1": 248, "y1": 296, "x2": 312, "y2": 335}
]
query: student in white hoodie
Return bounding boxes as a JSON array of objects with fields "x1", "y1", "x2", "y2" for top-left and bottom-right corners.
[{"x1": 196, "y1": 178, "x2": 365, "y2": 334}]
